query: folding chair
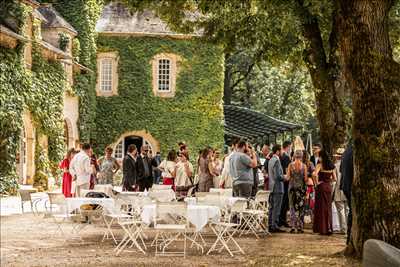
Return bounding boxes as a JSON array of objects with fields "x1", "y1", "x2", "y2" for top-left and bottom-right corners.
[
  {"x1": 153, "y1": 202, "x2": 188, "y2": 257},
  {"x1": 45, "y1": 193, "x2": 79, "y2": 239},
  {"x1": 102, "y1": 198, "x2": 132, "y2": 244},
  {"x1": 18, "y1": 189, "x2": 41, "y2": 214},
  {"x1": 207, "y1": 219, "x2": 244, "y2": 256},
  {"x1": 115, "y1": 216, "x2": 146, "y2": 256}
]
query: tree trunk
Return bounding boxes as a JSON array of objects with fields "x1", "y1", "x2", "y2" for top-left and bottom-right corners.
[
  {"x1": 224, "y1": 53, "x2": 232, "y2": 105},
  {"x1": 338, "y1": 0, "x2": 400, "y2": 257},
  {"x1": 296, "y1": 0, "x2": 348, "y2": 155}
]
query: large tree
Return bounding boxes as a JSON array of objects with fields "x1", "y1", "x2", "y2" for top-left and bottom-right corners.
[
  {"x1": 117, "y1": 0, "x2": 400, "y2": 256},
  {"x1": 337, "y1": 0, "x2": 400, "y2": 256}
]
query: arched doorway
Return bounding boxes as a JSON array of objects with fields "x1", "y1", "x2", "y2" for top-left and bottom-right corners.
[{"x1": 111, "y1": 130, "x2": 159, "y2": 160}]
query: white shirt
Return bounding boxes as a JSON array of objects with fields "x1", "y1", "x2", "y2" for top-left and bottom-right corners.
[
  {"x1": 159, "y1": 160, "x2": 176, "y2": 178},
  {"x1": 220, "y1": 152, "x2": 233, "y2": 188},
  {"x1": 70, "y1": 151, "x2": 92, "y2": 186},
  {"x1": 175, "y1": 161, "x2": 194, "y2": 187}
]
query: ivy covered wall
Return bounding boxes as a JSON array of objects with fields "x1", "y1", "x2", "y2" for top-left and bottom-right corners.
[
  {"x1": 51, "y1": 0, "x2": 104, "y2": 142},
  {"x1": 0, "y1": 1, "x2": 66, "y2": 194},
  {"x1": 95, "y1": 36, "x2": 225, "y2": 158}
]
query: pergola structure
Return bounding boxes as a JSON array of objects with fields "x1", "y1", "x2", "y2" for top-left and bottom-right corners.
[{"x1": 223, "y1": 105, "x2": 302, "y2": 144}]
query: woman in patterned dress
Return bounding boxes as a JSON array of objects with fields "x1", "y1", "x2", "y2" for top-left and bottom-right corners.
[
  {"x1": 287, "y1": 150, "x2": 308, "y2": 233},
  {"x1": 98, "y1": 147, "x2": 120, "y2": 185}
]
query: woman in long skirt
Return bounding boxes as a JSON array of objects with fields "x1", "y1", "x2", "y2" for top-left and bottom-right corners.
[
  {"x1": 60, "y1": 148, "x2": 76, "y2": 198},
  {"x1": 313, "y1": 149, "x2": 336, "y2": 235}
]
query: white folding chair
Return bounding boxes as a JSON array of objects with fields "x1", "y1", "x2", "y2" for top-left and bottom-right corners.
[
  {"x1": 207, "y1": 200, "x2": 244, "y2": 257},
  {"x1": 245, "y1": 190, "x2": 271, "y2": 235},
  {"x1": 114, "y1": 211, "x2": 146, "y2": 256},
  {"x1": 153, "y1": 202, "x2": 188, "y2": 257},
  {"x1": 102, "y1": 198, "x2": 132, "y2": 244},
  {"x1": 18, "y1": 189, "x2": 41, "y2": 214},
  {"x1": 45, "y1": 193, "x2": 78, "y2": 239}
]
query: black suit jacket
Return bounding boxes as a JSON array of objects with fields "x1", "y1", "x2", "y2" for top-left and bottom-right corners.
[
  {"x1": 136, "y1": 155, "x2": 157, "y2": 181},
  {"x1": 122, "y1": 154, "x2": 137, "y2": 191},
  {"x1": 340, "y1": 145, "x2": 353, "y2": 200}
]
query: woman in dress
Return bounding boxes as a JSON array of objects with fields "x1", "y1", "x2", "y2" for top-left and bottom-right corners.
[
  {"x1": 174, "y1": 152, "x2": 194, "y2": 196},
  {"x1": 287, "y1": 150, "x2": 307, "y2": 233},
  {"x1": 313, "y1": 149, "x2": 337, "y2": 235},
  {"x1": 98, "y1": 147, "x2": 120, "y2": 185},
  {"x1": 60, "y1": 148, "x2": 76, "y2": 198},
  {"x1": 198, "y1": 147, "x2": 214, "y2": 192},
  {"x1": 158, "y1": 150, "x2": 177, "y2": 189},
  {"x1": 211, "y1": 150, "x2": 223, "y2": 188},
  {"x1": 303, "y1": 151, "x2": 316, "y2": 222}
]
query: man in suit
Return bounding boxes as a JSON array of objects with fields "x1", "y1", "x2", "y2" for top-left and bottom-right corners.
[
  {"x1": 268, "y1": 144, "x2": 285, "y2": 233},
  {"x1": 122, "y1": 144, "x2": 138, "y2": 191},
  {"x1": 310, "y1": 143, "x2": 322, "y2": 167},
  {"x1": 136, "y1": 145, "x2": 157, "y2": 191},
  {"x1": 279, "y1": 140, "x2": 292, "y2": 228},
  {"x1": 153, "y1": 151, "x2": 162, "y2": 185},
  {"x1": 340, "y1": 143, "x2": 353, "y2": 245}
]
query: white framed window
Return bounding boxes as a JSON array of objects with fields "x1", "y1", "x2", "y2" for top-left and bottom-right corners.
[
  {"x1": 100, "y1": 59, "x2": 113, "y2": 92},
  {"x1": 114, "y1": 140, "x2": 123, "y2": 159},
  {"x1": 151, "y1": 53, "x2": 181, "y2": 98},
  {"x1": 157, "y1": 59, "x2": 170, "y2": 91},
  {"x1": 96, "y1": 52, "x2": 119, "y2": 96}
]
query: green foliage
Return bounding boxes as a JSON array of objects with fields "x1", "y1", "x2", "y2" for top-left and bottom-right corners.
[
  {"x1": 95, "y1": 35, "x2": 225, "y2": 159},
  {"x1": 0, "y1": 2, "x2": 66, "y2": 193},
  {"x1": 72, "y1": 38, "x2": 81, "y2": 62},
  {"x1": 58, "y1": 32, "x2": 70, "y2": 52},
  {"x1": 52, "y1": 0, "x2": 104, "y2": 142},
  {"x1": 33, "y1": 141, "x2": 50, "y2": 191}
]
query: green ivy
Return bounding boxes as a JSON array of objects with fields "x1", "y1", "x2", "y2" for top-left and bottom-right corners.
[
  {"x1": 58, "y1": 32, "x2": 70, "y2": 51},
  {"x1": 52, "y1": 0, "x2": 104, "y2": 142},
  {"x1": 72, "y1": 38, "x2": 80, "y2": 61},
  {"x1": 0, "y1": 1, "x2": 66, "y2": 194},
  {"x1": 95, "y1": 36, "x2": 225, "y2": 159}
]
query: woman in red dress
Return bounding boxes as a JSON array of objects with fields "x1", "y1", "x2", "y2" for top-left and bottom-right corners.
[
  {"x1": 313, "y1": 149, "x2": 337, "y2": 235},
  {"x1": 60, "y1": 148, "x2": 76, "y2": 198}
]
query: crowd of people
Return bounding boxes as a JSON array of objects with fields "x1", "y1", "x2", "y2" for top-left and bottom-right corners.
[{"x1": 59, "y1": 138, "x2": 353, "y2": 238}]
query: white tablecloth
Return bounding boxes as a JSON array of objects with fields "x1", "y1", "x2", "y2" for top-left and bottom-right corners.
[
  {"x1": 149, "y1": 189, "x2": 176, "y2": 202},
  {"x1": 66, "y1": 198, "x2": 115, "y2": 214},
  {"x1": 141, "y1": 204, "x2": 220, "y2": 231},
  {"x1": 209, "y1": 188, "x2": 233, "y2": 197}
]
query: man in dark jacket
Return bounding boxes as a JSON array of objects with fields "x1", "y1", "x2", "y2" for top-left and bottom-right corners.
[
  {"x1": 279, "y1": 140, "x2": 292, "y2": 227},
  {"x1": 340, "y1": 144, "x2": 353, "y2": 244},
  {"x1": 136, "y1": 145, "x2": 157, "y2": 191},
  {"x1": 122, "y1": 144, "x2": 138, "y2": 191}
]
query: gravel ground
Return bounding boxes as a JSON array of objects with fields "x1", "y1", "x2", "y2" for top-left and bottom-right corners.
[{"x1": 0, "y1": 212, "x2": 360, "y2": 267}]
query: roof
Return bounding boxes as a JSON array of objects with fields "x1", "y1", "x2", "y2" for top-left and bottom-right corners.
[
  {"x1": 223, "y1": 105, "x2": 302, "y2": 140},
  {"x1": 96, "y1": 3, "x2": 200, "y2": 38},
  {"x1": 40, "y1": 40, "x2": 72, "y2": 59},
  {"x1": 38, "y1": 4, "x2": 78, "y2": 35},
  {"x1": 0, "y1": 24, "x2": 29, "y2": 42}
]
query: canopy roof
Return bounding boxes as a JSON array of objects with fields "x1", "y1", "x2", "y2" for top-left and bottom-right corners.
[{"x1": 224, "y1": 105, "x2": 301, "y2": 140}]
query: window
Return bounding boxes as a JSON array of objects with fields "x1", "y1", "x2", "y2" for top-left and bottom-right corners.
[
  {"x1": 114, "y1": 141, "x2": 123, "y2": 159},
  {"x1": 151, "y1": 53, "x2": 181, "y2": 98},
  {"x1": 100, "y1": 59, "x2": 113, "y2": 92},
  {"x1": 157, "y1": 59, "x2": 170, "y2": 91},
  {"x1": 96, "y1": 52, "x2": 119, "y2": 96}
]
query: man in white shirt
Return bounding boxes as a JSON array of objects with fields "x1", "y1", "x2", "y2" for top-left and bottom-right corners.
[{"x1": 70, "y1": 143, "x2": 93, "y2": 197}]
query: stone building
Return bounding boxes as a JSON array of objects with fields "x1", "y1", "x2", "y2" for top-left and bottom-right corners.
[{"x1": 1, "y1": 0, "x2": 88, "y2": 185}]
